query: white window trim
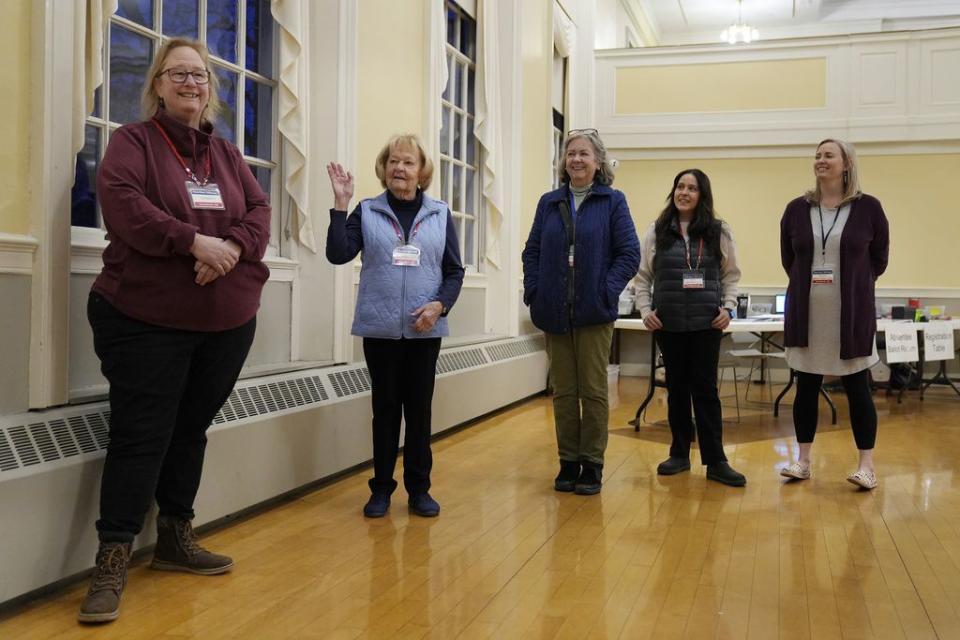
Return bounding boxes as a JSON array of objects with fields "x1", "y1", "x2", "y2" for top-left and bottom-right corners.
[{"x1": 30, "y1": 1, "x2": 78, "y2": 407}]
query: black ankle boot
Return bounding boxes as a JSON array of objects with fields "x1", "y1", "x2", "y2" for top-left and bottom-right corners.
[
  {"x1": 574, "y1": 462, "x2": 603, "y2": 495},
  {"x1": 657, "y1": 456, "x2": 691, "y2": 476},
  {"x1": 554, "y1": 460, "x2": 580, "y2": 492},
  {"x1": 706, "y1": 462, "x2": 746, "y2": 487}
]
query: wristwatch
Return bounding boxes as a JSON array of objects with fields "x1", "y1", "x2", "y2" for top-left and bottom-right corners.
[{"x1": 726, "y1": 308, "x2": 735, "y2": 319}]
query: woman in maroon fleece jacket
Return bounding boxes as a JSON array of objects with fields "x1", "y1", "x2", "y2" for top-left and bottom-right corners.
[
  {"x1": 79, "y1": 38, "x2": 270, "y2": 624},
  {"x1": 778, "y1": 139, "x2": 889, "y2": 491}
]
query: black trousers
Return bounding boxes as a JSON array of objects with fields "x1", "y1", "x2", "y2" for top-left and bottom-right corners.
[
  {"x1": 88, "y1": 293, "x2": 256, "y2": 542},
  {"x1": 654, "y1": 329, "x2": 727, "y2": 465},
  {"x1": 362, "y1": 337, "x2": 441, "y2": 497},
  {"x1": 794, "y1": 369, "x2": 877, "y2": 450}
]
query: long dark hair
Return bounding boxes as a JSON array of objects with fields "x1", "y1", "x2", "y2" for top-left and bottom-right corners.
[{"x1": 654, "y1": 168, "x2": 722, "y2": 256}]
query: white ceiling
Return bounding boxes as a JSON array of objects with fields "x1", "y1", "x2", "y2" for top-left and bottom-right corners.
[{"x1": 625, "y1": 0, "x2": 960, "y2": 45}]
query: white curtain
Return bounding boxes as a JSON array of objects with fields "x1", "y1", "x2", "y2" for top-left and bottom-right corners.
[
  {"x1": 426, "y1": 0, "x2": 449, "y2": 198},
  {"x1": 475, "y1": 0, "x2": 504, "y2": 268},
  {"x1": 271, "y1": 0, "x2": 314, "y2": 252},
  {"x1": 75, "y1": 0, "x2": 118, "y2": 155},
  {"x1": 553, "y1": 3, "x2": 575, "y2": 58}
]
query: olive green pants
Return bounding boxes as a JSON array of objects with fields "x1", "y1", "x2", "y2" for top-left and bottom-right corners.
[{"x1": 545, "y1": 323, "x2": 614, "y2": 465}]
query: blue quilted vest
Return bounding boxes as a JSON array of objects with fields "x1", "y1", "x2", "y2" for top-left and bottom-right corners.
[{"x1": 351, "y1": 191, "x2": 449, "y2": 339}]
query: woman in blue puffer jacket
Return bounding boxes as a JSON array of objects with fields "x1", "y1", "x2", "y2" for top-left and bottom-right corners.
[{"x1": 522, "y1": 129, "x2": 640, "y2": 495}]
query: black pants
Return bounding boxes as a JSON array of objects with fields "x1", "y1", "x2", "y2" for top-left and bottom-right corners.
[
  {"x1": 793, "y1": 369, "x2": 877, "y2": 450},
  {"x1": 88, "y1": 293, "x2": 256, "y2": 543},
  {"x1": 655, "y1": 329, "x2": 727, "y2": 465},
  {"x1": 363, "y1": 337, "x2": 441, "y2": 497}
]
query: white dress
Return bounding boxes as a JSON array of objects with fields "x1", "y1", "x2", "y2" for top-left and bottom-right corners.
[{"x1": 785, "y1": 204, "x2": 879, "y2": 376}]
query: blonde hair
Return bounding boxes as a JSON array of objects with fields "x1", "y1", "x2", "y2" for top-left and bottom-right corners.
[
  {"x1": 558, "y1": 130, "x2": 616, "y2": 186},
  {"x1": 141, "y1": 38, "x2": 222, "y2": 126},
  {"x1": 374, "y1": 134, "x2": 434, "y2": 191},
  {"x1": 804, "y1": 138, "x2": 862, "y2": 204}
]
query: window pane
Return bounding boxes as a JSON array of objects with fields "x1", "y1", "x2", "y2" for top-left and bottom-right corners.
[
  {"x1": 467, "y1": 67, "x2": 475, "y2": 114},
  {"x1": 439, "y1": 106, "x2": 450, "y2": 156},
  {"x1": 446, "y1": 7, "x2": 456, "y2": 46},
  {"x1": 207, "y1": 0, "x2": 239, "y2": 64},
  {"x1": 466, "y1": 123, "x2": 475, "y2": 165},
  {"x1": 109, "y1": 25, "x2": 153, "y2": 125},
  {"x1": 73, "y1": 126, "x2": 101, "y2": 228},
  {"x1": 244, "y1": 78, "x2": 272, "y2": 158},
  {"x1": 465, "y1": 167, "x2": 475, "y2": 215},
  {"x1": 452, "y1": 165, "x2": 461, "y2": 211},
  {"x1": 246, "y1": 0, "x2": 274, "y2": 74},
  {"x1": 440, "y1": 159, "x2": 450, "y2": 203},
  {"x1": 117, "y1": 0, "x2": 154, "y2": 28},
  {"x1": 251, "y1": 163, "x2": 271, "y2": 198},
  {"x1": 453, "y1": 62, "x2": 462, "y2": 106},
  {"x1": 460, "y1": 12, "x2": 475, "y2": 58},
  {"x1": 162, "y1": 0, "x2": 198, "y2": 38},
  {"x1": 93, "y1": 86, "x2": 102, "y2": 119},
  {"x1": 464, "y1": 217, "x2": 475, "y2": 266},
  {"x1": 213, "y1": 66, "x2": 238, "y2": 143},
  {"x1": 442, "y1": 53, "x2": 452, "y2": 102},
  {"x1": 453, "y1": 112, "x2": 462, "y2": 160}
]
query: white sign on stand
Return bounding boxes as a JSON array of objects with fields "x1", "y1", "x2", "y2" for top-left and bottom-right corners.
[
  {"x1": 885, "y1": 323, "x2": 919, "y2": 363},
  {"x1": 923, "y1": 321, "x2": 955, "y2": 362}
]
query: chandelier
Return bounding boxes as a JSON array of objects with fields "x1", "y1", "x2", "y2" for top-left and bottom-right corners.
[{"x1": 720, "y1": 0, "x2": 759, "y2": 44}]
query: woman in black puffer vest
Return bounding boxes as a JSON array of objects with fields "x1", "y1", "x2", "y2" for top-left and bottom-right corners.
[{"x1": 634, "y1": 169, "x2": 745, "y2": 487}]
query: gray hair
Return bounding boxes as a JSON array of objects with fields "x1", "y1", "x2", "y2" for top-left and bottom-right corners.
[{"x1": 558, "y1": 130, "x2": 616, "y2": 186}]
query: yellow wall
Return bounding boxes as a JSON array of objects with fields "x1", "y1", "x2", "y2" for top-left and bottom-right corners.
[
  {"x1": 355, "y1": 0, "x2": 426, "y2": 200},
  {"x1": 520, "y1": 0, "x2": 553, "y2": 240},
  {"x1": 616, "y1": 153, "x2": 960, "y2": 289},
  {"x1": 0, "y1": 0, "x2": 31, "y2": 235},
  {"x1": 615, "y1": 58, "x2": 827, "y2": 114}
]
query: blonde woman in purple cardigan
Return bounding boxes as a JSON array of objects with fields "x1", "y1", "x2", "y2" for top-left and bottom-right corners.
[{"x1": 778, "y1": 139, "x2": 889, "y2": 490}]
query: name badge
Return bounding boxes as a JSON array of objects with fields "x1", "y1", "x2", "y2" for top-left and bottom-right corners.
[
  {"x1": 186, "y1": 182, "x2": 226, "y2": 210},
  {"x1": 682, "y1": 269, "x2": 705, "y2": 289},
  {"x1": 392, "y1": 244, "x2": 421, "y2": 267},
  {"x1": 812, "y1": 266, "x2": 835, "y2": 285}
]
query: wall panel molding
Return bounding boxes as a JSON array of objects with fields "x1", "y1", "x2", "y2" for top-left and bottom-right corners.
[
  {"x1": 596, "y1": 28, "x2": 960, "y2": 151},
  {"x1": 0, "y1": 233, "x2": 38, "y2": 275}
]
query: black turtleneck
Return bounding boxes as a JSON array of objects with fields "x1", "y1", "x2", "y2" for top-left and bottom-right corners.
[{"x1": 327, "y1": 189, "x2": 465, "y2": 314}]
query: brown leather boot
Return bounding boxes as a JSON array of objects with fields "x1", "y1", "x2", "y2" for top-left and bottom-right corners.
[
  {"x1": 150, "y1": 515, "x2": 234, "y2": 575},
  {"x1": 77, "y1": 541, "x2": 131, "y2": 623}
]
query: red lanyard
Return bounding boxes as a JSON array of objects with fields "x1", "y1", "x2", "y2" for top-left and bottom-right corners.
[
  {"x1": 678, "y1": 221, "x2": 704, "y2": 270},
  {"x1": 388, "y1": 218, "x2": 423, "y2": 243},
  {"x1": 152, "y1": 118, "x2": 212, "y2": 186}
]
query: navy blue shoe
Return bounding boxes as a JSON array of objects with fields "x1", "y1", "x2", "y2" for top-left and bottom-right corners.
[
  {"x1": 363, "y1": 493, "x2": 390, "y2": 518},
  {"x1": 408, "y1": 493, "x2": 440, "y2": 517}
]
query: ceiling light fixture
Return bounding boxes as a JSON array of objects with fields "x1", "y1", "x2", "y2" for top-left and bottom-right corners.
[{"x1": 720, "y1": 0, "x2": 759, "y2": 44}]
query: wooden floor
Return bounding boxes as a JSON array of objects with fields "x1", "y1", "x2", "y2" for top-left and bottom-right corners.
[{"x1": 3, "y1": 377, "x2": 960, "y2": 639}]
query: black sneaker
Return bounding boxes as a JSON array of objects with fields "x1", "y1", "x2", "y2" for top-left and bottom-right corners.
[
  {"x1": 574, "y1": 462, "x2": 603, "y2": 495},
  {"x1": 706, "y1": 462, "x2": 746, "y2": 487},
  {"x1": 657, "y1": 457, "x2": 691, "y2": 475},
  {"x1": 554, "y1": 460, "x2": 580, "y2": 492}
]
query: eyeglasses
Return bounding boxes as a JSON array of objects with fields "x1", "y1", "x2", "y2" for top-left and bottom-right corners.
[
  {"x1": 157, "y1": 68, "x2": 211, "y2": 85},
  {"x1": 567, "y1": 128, "x2": 599, "y2": 136}
]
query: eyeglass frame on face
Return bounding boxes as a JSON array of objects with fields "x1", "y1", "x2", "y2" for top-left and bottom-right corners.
[{"x1": 156, "y1": 68, "x2": 211, "y2": 85}]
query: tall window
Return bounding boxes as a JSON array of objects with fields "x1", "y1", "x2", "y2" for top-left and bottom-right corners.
[
  {"x1": 74, "y1": 0, "x2": 280, "y2": 254},
  {"x1": 440, "y1": 1, "x2": 481, "y2": 270},
  {"x1": 552, "y1": 46, "x2": 567, "y2": 189}
]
